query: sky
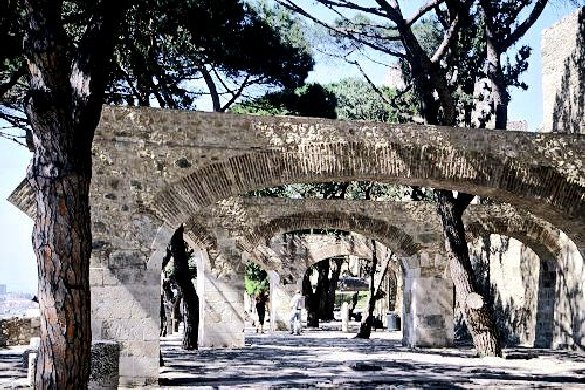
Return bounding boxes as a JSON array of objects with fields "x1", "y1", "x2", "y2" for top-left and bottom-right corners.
[{"x1": 0, "y1": 1, "x2": 581, "y2": 294}]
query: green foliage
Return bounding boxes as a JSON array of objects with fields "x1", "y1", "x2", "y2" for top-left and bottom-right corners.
[
  {"x1": 232, "y1": 83, "x2": 336, "y2": 118},
  {"x1": 245, "y1": 262, "x2": 269, "y2": 296},
  {"x1": 325, "y1": 78, "x2": 419, "y2": 123},
  {"x1": 0, "y1": 0, "x2": 315, "y2": 134},
  {"x1": 326, "y1": 78, "x2": 397, "y2": 122},
  {"x1": 107, "y1": 0, "x2": 314, "y2": 109}
]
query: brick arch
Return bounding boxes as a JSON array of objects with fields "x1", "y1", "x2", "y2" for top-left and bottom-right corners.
[
  {"x1": 151, "y1": 143, "x2": 585, "y2": 245},
  {"x1": 244, "y1": 212, "x2": 423, "y2": 257}
]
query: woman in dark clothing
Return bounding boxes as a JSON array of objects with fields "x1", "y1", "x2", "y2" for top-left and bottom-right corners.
[{"x1": 256, "y1": 290, "x2": 269, "y2": 333}]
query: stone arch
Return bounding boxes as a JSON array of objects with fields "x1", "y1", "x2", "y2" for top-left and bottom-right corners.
[
  {"x1": 463, "y1": 207, "x2": 583, "y2": 349},
  {"x1": 307, "y1": 240, "x2": 373, "y2": 267},
  {"x1": 149, "y1": 133, "x2": 585, "y2": 246},
  {"x1": 245, "y1": 211, "x2": 424, "y2": 257},
  {"x1": 464, "y1": 208, "x2": 562, "y2": 262}
]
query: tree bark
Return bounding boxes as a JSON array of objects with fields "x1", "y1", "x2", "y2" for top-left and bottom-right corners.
[
  {"x1": 315, "y1": 260, "x2": 330, "y2": 320},
  {"x1": 302, "y1": 270, "x2": 319, "y2": 327},
  {"x1": 169, "y1": 226, "x2": 199, "y2": 350},
  {"x1": 485, "y1": 35, "x2": 508, "y2": 130},
  {"x1": 324, "y1": 258, "x2": 344, "y2": 320},
  {"x1": 30, "y1": 161, "x2": 93, "y2": 387},
  {"x1": 21, "y1": 1, "x2": 126, "y2": 386},
  {"x1": 356, "y1": 240, "x2": 378, "y2": 339},
  {"x1": 435, "y1": 190, "x2": 501, "y2": 357}
]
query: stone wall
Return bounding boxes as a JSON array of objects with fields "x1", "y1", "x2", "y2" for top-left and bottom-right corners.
[
  {"x1": 466, "y1": 232, "x2": 585, "y2": 350},
  {"x1": 542, "y1": 8, "x2": 585, "y2": 133},
  {"x1": 467, "y1": 236, "x2": 540, "y2": 346},
  {"x1": 0, "y1": 317, "x2": 40, "y2": 347}
]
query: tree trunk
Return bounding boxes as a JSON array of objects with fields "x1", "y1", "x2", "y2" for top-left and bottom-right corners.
[
  {"x1": 302, "y1": 269, "x2": 319, "y2": 327},
  {"x1": 173, "y1": 289, "x2": 182, "y2": 332},
  {"x1": 161, "y1": 280, "x2": 174, "y2": 336},
  {"x1": 315, "y1": 261, "x2": 330, "y2": 320},
  {"x1": 485, "y1": 23, "x2": 508, "y2": 130},
  {"x1": 169, "y1": 226, "x2": 199, "y2": 350},
  {"x1": 21, "y1": 1, "x2": 126, "y2": 386},
  {"x1": 200, "y1": 66, "x2": 221, "y2": 112},
  {"x1": 356, "y1": 241, "x2": 378, "y2": 339},
  {"x1": 31, "y1": 164, "x2": 92, "y2": 387},
  {"x1": 435, "y1": 190, "x2": 502, "y2": 357},
  {"x1": 324, "y1": 258, "x2": 343, "y2": 319}
]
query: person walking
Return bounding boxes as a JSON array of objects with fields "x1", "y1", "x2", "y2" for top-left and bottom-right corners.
[
  {"x1": 256, "y1": 290, "x2": 269, "y2": 333},
  {"x1": 289, "y1": 289, "x2": 302, "y2": 334}
]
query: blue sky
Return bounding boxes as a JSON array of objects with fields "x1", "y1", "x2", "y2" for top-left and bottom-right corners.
[{"x1": 0, "y1": 1, "x2": 581, "y2": 294}]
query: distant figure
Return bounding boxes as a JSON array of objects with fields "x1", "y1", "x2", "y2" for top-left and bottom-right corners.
[
  {"x1": 255, "y1": 290, "x2": 269, "y2": 333},
  {"x1": 31, "y1": 296, "x2": 38, "y2": 303},
  {"x1": 289, "y1": 289, "x2": 302, "y2": 335}
]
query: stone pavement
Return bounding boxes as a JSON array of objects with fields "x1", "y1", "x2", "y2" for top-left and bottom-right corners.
[
  {"x1": 2, "y1": 330, "x2": 585, "y2": 388},
  {"x1": 0, "y1": 345, "x2": 28, "y2": 389},
  {"x1": 159, "y1": 329, "x2": 585, "y2": 389}
]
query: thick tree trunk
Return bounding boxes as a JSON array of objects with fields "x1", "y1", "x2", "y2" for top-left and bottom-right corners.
[
  {"x1": 180, "y1": 288, "x2": 199, "y2": 350},
  {"x1": 31, "y1": 167, "x2": 92, "y2": 387},
  {"x1": 435, "y1": 190, "x2": 501, "y2": 357},
  {"x1": 169, "y1": 226, "x2": 199, "y2": 350},
  {"x1": 356, "y1": 241, "x2": 378, "y2": 339}
]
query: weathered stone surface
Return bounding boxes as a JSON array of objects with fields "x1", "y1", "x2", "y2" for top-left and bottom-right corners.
[
  {"x1": 89, "y1": 340, "x2": 120, "y2": 389},
  {"x1": 542, "y1": 8, "x2": 585, "y2": 134},
  {"x1": 402, "y1": 274, "x2": 454, "y2": 348},
  {"x1": 6, "y1": 99, "x2": 585, "y2": 384},
  {"x1": 0, "y1": 317, "x2": 40, "y2": 347}
]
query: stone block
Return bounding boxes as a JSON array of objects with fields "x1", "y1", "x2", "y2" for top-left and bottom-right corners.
[
  {"x1": 27, "y1": 352, "x2": 37, "y2": 387},
  {"x1": 89, "y1": 340, "x2": 120, "y2": 389}
]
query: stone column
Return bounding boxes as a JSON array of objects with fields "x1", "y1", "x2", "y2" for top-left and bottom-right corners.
[
  {"x1": 402, "y1": 267, "x2": 454, "y2": 348},
  {"x1": 89, "y1": 223, "x2": 167, "y2": 387},
  {"x1": 269, "y1": 271, "x2": 298, "y2": 331},
  {"x1": 534, "y1": 258, "x2": 557, "y2": 348},
  {"x1": 196, "y1": 247, "x2": 245, "y2": 348}
]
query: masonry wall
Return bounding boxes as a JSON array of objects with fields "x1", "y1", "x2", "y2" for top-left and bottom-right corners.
[
  {"x1": 542, "y1": 8, "x2": 585, "y2": 133},
  {"x1": 467, "y1": 236, "x2": 540, "y2": 346},
  {"x1": 466, "y1": 233, "x2": 585, "y2": 350},
  {"x1": 0, "y1": 317, "x2": 40, "y2": 347}
]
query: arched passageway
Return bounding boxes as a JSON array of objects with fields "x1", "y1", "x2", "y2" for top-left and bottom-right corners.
[{"x1": 8, "y1": 107, "x2": 585, "y2": 385}]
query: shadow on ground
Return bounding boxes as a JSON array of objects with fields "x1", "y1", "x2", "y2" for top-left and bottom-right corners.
[{"x1": 159, "y1": 331, "x2": 585, "y2": 388}]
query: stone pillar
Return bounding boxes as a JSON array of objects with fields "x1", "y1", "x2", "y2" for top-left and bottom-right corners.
[
  {"x1": 269, "y1": 271, "x2": 297, "y2": 331},
  {"x1": 402, "y1": 268, "x2": 454, "y2": 348},
  {"x1": 341, "y1": 302, "x2": 349, "y2": 332},
  {"x1": 534, "y1": 258, "x2": 557, "y2": 348},
  {"x1": 89, "y1": 223, "x2": 167, "y2": 387},
  {"x1": 196, "y1": 247, "x2": 245, "y2": 348}
]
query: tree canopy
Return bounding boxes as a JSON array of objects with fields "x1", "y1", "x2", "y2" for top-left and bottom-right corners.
[{"x1": 0, "y1": 0, "x2": 315, "y2": 144}]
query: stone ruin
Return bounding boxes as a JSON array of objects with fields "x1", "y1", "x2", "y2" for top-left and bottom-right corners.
[{"x1": 6, "y1": 8, "x2": 585, "y2": 386}]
